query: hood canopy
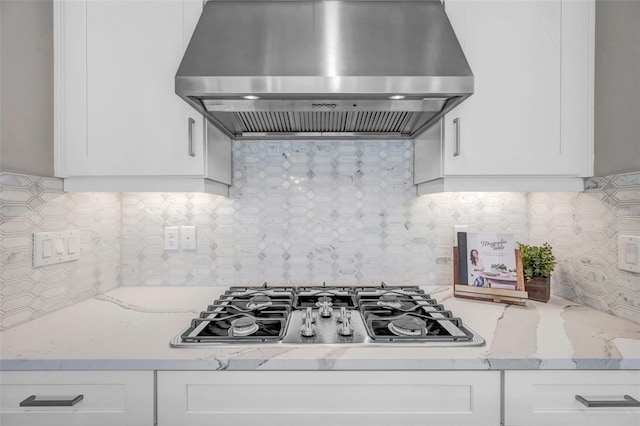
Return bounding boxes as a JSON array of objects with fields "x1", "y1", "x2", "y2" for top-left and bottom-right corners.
[{"x1": 176, "y1": 0, "x2": 473, "y2": 140}]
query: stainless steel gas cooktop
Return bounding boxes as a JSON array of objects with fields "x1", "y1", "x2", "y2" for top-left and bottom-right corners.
[{"x1": 170, "y1": 284, "x2": 485, "y2": 347}]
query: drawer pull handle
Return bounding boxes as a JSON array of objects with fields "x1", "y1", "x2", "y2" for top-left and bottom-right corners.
[
  {"x1": 20, "y1": 394, "x2": 84, "y2": 407},
  {"x1": 575, "y1": 394, "x2": 640, "y2": 408}
]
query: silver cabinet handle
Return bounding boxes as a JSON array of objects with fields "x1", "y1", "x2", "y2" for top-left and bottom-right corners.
[
  {"x1": 576, "y1": 394, "x2": 640, "y2": 408},
  {"x1": 20, "y1": 394, "x2": 84, "y2": 407},
  {"x1": 453, "y1": 117, "x2": 461, "y2": 157},
  {"x1": 188, "y1": 118, "x2": 196, "y2": 157}
]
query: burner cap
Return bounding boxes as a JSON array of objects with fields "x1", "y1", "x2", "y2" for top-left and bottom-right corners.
[
  {"x1": 229, "y1": 317, "x2": 259, "y2": 337},
  {"x1": 377, "y1": 294, "x2": 403, "y2": 309},
  {"x1": 315, "y1": 296, "x2": 333, "y2": 307},
  {"x1": 388, "y1": 316, "x2": 426, "y2": 337},
  {"x1": 246, "y1": 295, "x2": 272, "y2": 310}
]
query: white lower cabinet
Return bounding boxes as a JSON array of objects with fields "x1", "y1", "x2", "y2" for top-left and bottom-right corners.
[
  {"x1": 504, "y1": 370, "x2": 640, "y2": 426},
  {"x1": 157, "y1": 370, "x2": 501, "y2": 426},
  {"x1": 4, "y1": 369, "x2": 637, "y2": 426},
  {"x1": 0, "y1": 371, "x2": 154, "y2": 426}
]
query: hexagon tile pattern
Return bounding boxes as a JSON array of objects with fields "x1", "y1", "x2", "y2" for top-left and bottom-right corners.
[
  {"x1": 528, "y1": 171, "x2": 640, "y2": 324},
  {"x1": 121, "y1": 140, "x2": 529, "y2": 289},
  {"x1": 0, "y1": 172, "x2": 121, "y2": 331}
]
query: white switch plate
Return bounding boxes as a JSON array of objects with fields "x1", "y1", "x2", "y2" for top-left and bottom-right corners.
[
  {"x1": 164, "y1": 227, "x2": 179, "y2": 250},
  {"x1": 618, "y1": 235, "x2": 640, "y2": 273},
  {"x1": 180, "y1": 226, "x2": 196, "y2": 250},
  {"x1": 33, "y1": 230, "x2": 80, "y2": 267}
]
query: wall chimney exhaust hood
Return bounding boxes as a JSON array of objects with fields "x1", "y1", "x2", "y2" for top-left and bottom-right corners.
[{"x1": 176, "y1": 0, "x2": 473, "y2": 140}]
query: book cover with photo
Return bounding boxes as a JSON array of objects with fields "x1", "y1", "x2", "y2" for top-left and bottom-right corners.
[{"x1": 457, "y1": 232, "x2": 518, "y2": 289}]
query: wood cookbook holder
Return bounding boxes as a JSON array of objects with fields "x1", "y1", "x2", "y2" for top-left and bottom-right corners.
[{"x1": 453, "y1": 247, "x2": 529, "y2": 306}]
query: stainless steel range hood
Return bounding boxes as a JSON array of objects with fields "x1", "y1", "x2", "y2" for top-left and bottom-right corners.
[{"x1": 176, "y1": 0, "x2": 473, "y2": 140}]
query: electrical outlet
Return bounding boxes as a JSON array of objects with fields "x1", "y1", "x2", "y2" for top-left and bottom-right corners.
[
  {"x1": 180, "y1": 226, "x2": 196, "y2": 250},
  {"x1": 164, "y1": 227, "x2": 179, "y2": 250}
]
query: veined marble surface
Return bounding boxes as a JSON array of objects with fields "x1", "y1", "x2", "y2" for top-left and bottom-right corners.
[{"x1": 1, "y1": 287, "x2": 639, "y2": 371}]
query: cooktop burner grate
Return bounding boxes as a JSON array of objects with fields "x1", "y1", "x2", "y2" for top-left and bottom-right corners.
[
  {"x1": 172, "y1": 283, "x2": 484, "y2": 347},
  {"x1": 181, "y1": 312, "x2": 288, "y2": 343}
]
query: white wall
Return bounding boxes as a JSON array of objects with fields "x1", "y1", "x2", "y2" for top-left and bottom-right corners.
[
  {"x1": 0, "y1": 0, "x2": 54, "y2": 176},
  {"x1": 594, "y1": 0, "x2": 640, "y2": 176}
]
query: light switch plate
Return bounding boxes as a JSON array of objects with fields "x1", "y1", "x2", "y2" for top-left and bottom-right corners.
[
  {"x1": 618, "y1": 235, "x2": 640, "y2": 273},
  {"x1": 33, "y1": 230, "x2": 80, "y2": 267}
]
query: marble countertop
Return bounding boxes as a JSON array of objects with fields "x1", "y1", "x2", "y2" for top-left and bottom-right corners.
[{"x1": 1, "y1": 286, "x2": 639, "y2": 371}]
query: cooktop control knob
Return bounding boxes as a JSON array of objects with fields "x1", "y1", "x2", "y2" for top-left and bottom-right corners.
[
  {"x1": 301, "y1": 307, "x2": 316, "y2": 337},
  {"x1": 337, "y1": 307, "x2": 351, "y2": 323},
  {"x1": 337, "y1": 308, "x2": 353, "y2": 336},
  {"x1": 319, "y1": 304, "x2": 332, "y2": 318},
  {"x1": 303, "y1": 307, "x2": 316, "y2": 323},
  {"x1": 301, "y1": 316, "x2": 316, "y2": 337}
]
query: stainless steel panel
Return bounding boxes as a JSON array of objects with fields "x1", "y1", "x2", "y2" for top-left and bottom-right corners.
[
  {"x1": 175, "y1": 0, "x2": 473, "y2": 139},
  {"x1": 177, "y1": 76, "x2": 474, "y2": 96},
  {"x1": 178, "y1": 1, "x2": 471, "y2": 80},
  {"x1": 202, "y1": 99, "x2": 447, "y2": 112}
]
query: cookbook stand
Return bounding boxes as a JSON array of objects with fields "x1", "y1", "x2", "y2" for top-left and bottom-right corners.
[{"x1": 453, "y1": 247, "x2": 529, "y2": 306}]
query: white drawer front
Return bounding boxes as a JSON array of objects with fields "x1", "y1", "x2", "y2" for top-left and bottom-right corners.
[
  {"x1": 505, "y1": 370, "x2": 640, "y2": 426},
  {"x1": 0, "y1": 371, "x2": 154, "y2": 426},
  {"x1": 158, "y1": 370, "x2": 500, "y2": 426}
]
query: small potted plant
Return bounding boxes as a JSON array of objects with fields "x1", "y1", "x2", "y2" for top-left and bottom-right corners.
[{"x1": 517, "y1": 242, "x2": 557, "y2": 302}]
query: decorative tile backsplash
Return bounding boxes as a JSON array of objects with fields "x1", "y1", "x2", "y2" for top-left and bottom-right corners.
[
  {"x1": 528, "y1": 172, "x2": 640, "y2": 324},
  {"x1": 121, "y1": 141, "x2": 528, "y2": 287},
  {"x1": 0, "y1": 172, "x2": 121, "y2": 330},
  {"x1": 1, "y1": 145, "x2": 638, "y2": 331}
]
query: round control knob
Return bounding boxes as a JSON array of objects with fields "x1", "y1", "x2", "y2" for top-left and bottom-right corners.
[{"x1": 301, "y1": 317, "x2": 316, "y2": 337}]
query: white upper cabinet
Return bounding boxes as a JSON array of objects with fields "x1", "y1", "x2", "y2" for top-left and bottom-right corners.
[
  {"x1": 54, "y1": 0, "x2": 230, "y2": 194},
  {"x1": 84, "y1": 0, "x2": 203, "y2": 176},
  {"x1": 415, "y1": 0, "x2": 594, "y2": 194}
]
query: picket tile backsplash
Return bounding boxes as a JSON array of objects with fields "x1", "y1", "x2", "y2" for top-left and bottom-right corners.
[
  {"x1": 121, "y1": 141, "x2": 528, "y2": 287},
  {"x1": 0, "y1": 172, "x2": 120, "y2": 330},
  {"x1": 1, "y1": 142, "x2": 638, "y2": 331},
  {"x1": 528, "y1": 172, "x2": 640, "y2": 324}
]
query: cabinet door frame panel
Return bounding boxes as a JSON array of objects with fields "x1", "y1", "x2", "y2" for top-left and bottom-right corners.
[
  {"x1": 0, "y1": 370, "x2": 154, "y2": 426},
  {"x1": 158, "y1": 370, "x2": 501, "y2": 426},
  {"x1": 504, "y1": 370, "x2": 640, "y2": 426}
]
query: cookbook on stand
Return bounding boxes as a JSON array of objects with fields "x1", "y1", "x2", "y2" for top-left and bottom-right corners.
[{"x1": 454, "y1": 232, "x2": 528, "y2": 305}]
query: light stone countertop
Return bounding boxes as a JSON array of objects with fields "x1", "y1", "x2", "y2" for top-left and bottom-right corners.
[{"x1": 1, "y1": 286, "x2": 639, "y2": 371}]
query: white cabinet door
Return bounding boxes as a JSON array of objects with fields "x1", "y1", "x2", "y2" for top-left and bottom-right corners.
[
  {"x1": 444, "y1": 0, "x2": 560, "y2": 176},
  {"x1": 157, "y1": 370, "x2": 501, "y2": 426},
  {"x1": 441, "y1": 0, "x2": 588, "y2": 177},
  {"x1": 504, "y1": 370, "x2": 640, "y2": 426},
  {"x1": 0, "y1": 370, "x2": 154, "y2": 426},
  {"x1": 58, "y1": 0, "x2": 205, "y2": 177}
]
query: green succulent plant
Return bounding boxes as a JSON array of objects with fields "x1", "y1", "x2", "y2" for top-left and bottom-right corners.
[{"x1": 517, "y1": 242, "x2": 557, "y2": 280}]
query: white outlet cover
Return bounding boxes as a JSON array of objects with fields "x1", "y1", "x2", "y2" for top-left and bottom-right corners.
[
  {"x1": 181, "y1": 226, "x2": 196, "y2": 250},
  {"x1": 164, "y1": 227, "x2": 179, "y2": 251}
]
